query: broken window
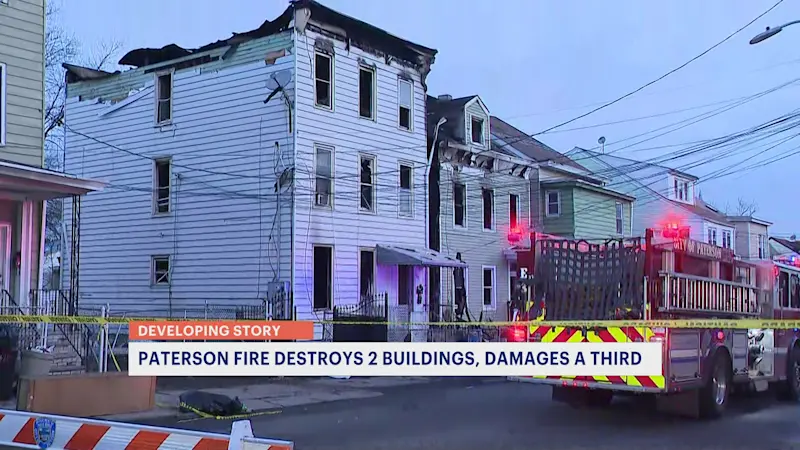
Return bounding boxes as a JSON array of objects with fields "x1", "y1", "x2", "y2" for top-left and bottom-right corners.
[
  {"x1": 314, "y1": 52, "x2": 333, "y2": 109},
  {"x1": 360, "y1": 154, "x2": 375, "y2": 212},
  {"x1": 151, "y1": 256, "x2": 170, "y2": 285},
  {"x1": 471, "y1": 116, "x2": 484, "y2": 145},
  {"x1": 482, "y1": 188, "x2": 494, "y2": 230},
  {"x1": 153, "y1": 158, "x2": 171, "y2": 214},
  {"x1": 313, "y1": 246, "x2": 333, "y2": 310},
  {"x1": 398, "y1": 163, "x2": 413, "y2": 218},
  {"x1": 155, "y1": 72, "x2": 172, "y2": 124},
  {"x1": 358, "y1": 66, "x2": 375, "y2": 119},
  {"x1": 398, "y1": 78, "x2": 413, "y2": 130},
  {"x1": 359, "y1": 249, "x2": 375, "y2": 299},
  {"x1": 453, "y1": 182, "x2": 466, "y2": 227},
  {"x1": 509, "y1": 194, "x2": 519, "y2": 229},
  {"x1": 315, "y1": 145, "x2": 333, "y2": 207},
  {"x1": 545, "y1": 191, "x2": 560, "y2": 217}
]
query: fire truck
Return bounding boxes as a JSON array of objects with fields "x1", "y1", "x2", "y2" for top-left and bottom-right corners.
[{"x1": 506, "y1": 226, "x2": 800, "y2": 419}]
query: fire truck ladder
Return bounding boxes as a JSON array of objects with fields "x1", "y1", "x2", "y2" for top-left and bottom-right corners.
[{"x1": 657, "y1": 272, "x2": 760, "y2": 316}]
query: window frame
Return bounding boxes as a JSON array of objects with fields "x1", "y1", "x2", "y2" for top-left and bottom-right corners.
[
  {"x1": 481, "y1": 187, "x2": 495, "y2": 231},
  {"x1": 312, "y1": 245, "x2": 334, "y2": 311},
  {"x1": 397, "y1": 77, "x2": 413, "y2": 131},
  {"x1": 707, "y1": 227, "x2": 718, "y2": 246},
  {"x1": 470, "y1": 115, "x2": 485, "y2": 146},
  {"x1": 358, "y1": 247, "x2": 376, "y2": 299},
  {"x1": 314, "y1": 144, "x2": 334, "y2": 209},
  {"x1": 150, "y1": 255, "x2": 171, "y2": 286},
  {"x1": 0, "y1": 63, "x2": 5, "y2": 146},
  {"x1": 758, "y1": 234, "x2": 766, "y2": 259},
  {"x1": 615, "y1": 202, "x2": 624, "y2": 235},
  {"x1": 545, "y1": 190, "x2": 561, "y2": 217},
  {"x1": 509, "y1": 193, "x2": 520, "y2": 229},
  {"x1": 482, "y1": 265, "x2": 497, "y2": 310},
  {"x1": 152, "y1": 157, "x2": 172, "y2": 216},
  {"x1": 453, "y1": 182, "x2": 467, "y2": 228},
  {"x1": 358, "y1": 153, "x2": 377, "y2": 213},
  {"x1": 358, "y1": 65, "x2": 376, "y2": 120},
  {"x1": 722, "y1": 230, "x2": 732, "y2": 249},
  {"x1": 397, "y1": 162, "x2": 414, "y2": 219},
  {"x1": 313, "y1": 51, "x2": 334, "y2": 110},
  {"x1": 154, "y1": 70, "x2": 174, "y2": 125}
]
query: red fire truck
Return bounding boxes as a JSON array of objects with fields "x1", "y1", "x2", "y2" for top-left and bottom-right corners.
[{"x1": 506, "y1": 226, "x2": 800, "y2": 419}]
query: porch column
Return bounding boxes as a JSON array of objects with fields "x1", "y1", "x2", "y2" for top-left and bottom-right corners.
[{"x1": 19, "y1": 200, "x2": 35, "y2": 310}]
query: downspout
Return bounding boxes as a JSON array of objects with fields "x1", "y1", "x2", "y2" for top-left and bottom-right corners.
[{"x1": 290, "y1": 22, "x2": 300, "y2": 316}]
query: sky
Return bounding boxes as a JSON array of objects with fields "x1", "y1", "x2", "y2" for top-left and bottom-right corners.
[{"x1": 60, "y1": 0, "x2": 800, "y2": 236}]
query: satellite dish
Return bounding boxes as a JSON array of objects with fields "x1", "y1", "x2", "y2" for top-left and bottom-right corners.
[
  {"x1": 266, "y1": 70, "x2": 293, "y2": 90},
  {"x1": 264, "y1": 70, "x2": 294, "y2": 104},
  {"x1": 597, "y1": 136, "x2": 606, "y2": 145}
]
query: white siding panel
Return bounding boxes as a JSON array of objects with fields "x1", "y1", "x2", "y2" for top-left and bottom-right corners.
[
  {"x1": 64, "y1": 42, "x2": 294, "y2": 315},
  {"x1": 292, "y1": 29, "x2": 429, "y2": 323}
]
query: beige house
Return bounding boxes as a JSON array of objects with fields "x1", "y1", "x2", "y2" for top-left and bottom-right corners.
[
  {"x1": 0, "y1": 0, "x2": 103, "y2": 310},
  {"x1": 727, "y1": 215, "x2": 771, "y2": 261}
]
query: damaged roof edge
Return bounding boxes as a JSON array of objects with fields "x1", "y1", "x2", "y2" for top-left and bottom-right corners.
[
  {"x1": 114, "y1": 0, "x2": 436, "y2": 70},
  {"x1": 62, "y1": 63, "x2": 120, "y2": 84}
]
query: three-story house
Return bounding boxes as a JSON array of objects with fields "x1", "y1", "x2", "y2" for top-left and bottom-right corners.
[{"x1": 61, "y1": 0, "x2": 442, "y2": 337}]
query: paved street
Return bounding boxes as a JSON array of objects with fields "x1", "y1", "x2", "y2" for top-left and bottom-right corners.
[{"x1": 140, "y1": 378, "x2": 800, "y2": 450}]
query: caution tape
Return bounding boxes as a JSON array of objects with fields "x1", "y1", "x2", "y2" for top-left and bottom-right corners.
[
  {"x1": 176, "y1": 402, "x2": 282, "y2": 422},
  {"x1": 3, "y1": 314, "x2": 800, "y2": 329}
]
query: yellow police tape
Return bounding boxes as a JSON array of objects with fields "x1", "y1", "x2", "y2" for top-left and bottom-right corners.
[
  {"x1": 170, "y1": 402, "x2": 282, "y2": 422},
  {"x1": 3, "y1": 314, "x2": 800, "y2": 329}
]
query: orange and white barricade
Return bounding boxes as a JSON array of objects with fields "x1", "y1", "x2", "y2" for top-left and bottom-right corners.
[{"x1": 0, "y1": 409, "x2": 294, "y2": 449}]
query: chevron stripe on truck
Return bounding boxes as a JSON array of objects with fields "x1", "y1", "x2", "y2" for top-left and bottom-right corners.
[{"x1": 523, "y1": 325, "x2": 666, "y2": 390}]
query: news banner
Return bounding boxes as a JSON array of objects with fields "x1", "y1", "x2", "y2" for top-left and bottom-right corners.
[{"x1": 126, "y1": 320, "x2": 663, "y2": 377}]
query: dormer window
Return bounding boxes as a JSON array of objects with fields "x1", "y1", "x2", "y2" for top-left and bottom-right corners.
[
  {"x1": 471, "y1": 116, "x2": 484, "y2": 145},
  {"x1": 672, "y1": 175, "x2": 693, "y2": 203}
]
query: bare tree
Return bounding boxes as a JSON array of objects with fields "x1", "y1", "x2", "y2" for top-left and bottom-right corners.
[
  {"x1": 43, "y1": 1, "x2": 122, "y2": 286},
  {"x1": 733, "y1": 197, "x2": 758, "y2": 217}
]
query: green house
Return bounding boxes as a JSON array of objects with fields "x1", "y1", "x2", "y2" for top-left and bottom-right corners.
[{"x1": 540, "y1": 179, "x2": 635, "y2": 239}]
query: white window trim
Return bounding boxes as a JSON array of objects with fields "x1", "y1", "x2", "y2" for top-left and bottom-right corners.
[
  {"x1": 670, "y1": 175, "x2": 694, "y2": 204},
  {"x1": 482, "y1": 265, "x2": 497, "y2": 310},
  {"x1": 545, "y1": 190, "x2": 561, "y2": 218},
  {"x1": 150, "y1": 255, "x2": 171, "y2": 286},
  {"x1": 509, "y1": 193, "x2": 520, "y2": 229},
  {"x1": 312, "y1": 245, "x2": 334, "y2": 311},
  {"x1": 152, "y1": 157, "x2": 172, "y2": 216},
  {"x1": 707, "y1": 226, "x2": 718, "y2": 246},
  {"x1": 397, "y1": 161, "x2": 414, "y2": 219},
  {"x1": 481, "y1": 187, "x2": 495, "y2": 232},
  {"x1": 615, "y1": 201, "x2": 624, "y2": 235},
  {"x1": 154, "y1": 70, "x2": 174, "y2": 126},
  {"x1": 397, "y1": 77, "x2": 413, "y2": 132},
  {"x1": 453, "y1": 182, "x2": 467, "y2": 228},
  {"x1": 0, "y1": 62, "x2": 6, "y2": 146},
  {"x1": 313, "y1": 51, "x2": 334, "y2": 111},
  {"x1": 358, "y1": 247, "x2": 376, "y2": 298},
  {"x1": 758, "y1": 234, "x2": 767, "y2": 259},
  {"x1": 314, "y1": 144, "x2": 335, "y2": 209},
  {"x1": 358, "y1": 153, "x2": 377, "y2": 214},
  {"x1": 358, "y1": 65, "x2": 376, "y2": 121},
  {"x1": 469, "y1": 114, "x2": 486, "y2": 147},
  {"x1": 722, "y1": 229, "x2": 733, "y2": 249}
]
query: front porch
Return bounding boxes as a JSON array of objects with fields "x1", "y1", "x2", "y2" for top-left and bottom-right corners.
[{"x1": 0, "y1": 160, "x2": 104, "y2": 314}]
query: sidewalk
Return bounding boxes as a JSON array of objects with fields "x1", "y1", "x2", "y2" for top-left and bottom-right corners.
[{"x1": 101, "y1": 376, "x2": 437, "y2": 422}]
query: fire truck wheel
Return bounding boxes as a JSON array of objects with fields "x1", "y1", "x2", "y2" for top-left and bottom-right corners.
[{"x1": 699, "y1": 352, "x2": 731, "y2": 419}]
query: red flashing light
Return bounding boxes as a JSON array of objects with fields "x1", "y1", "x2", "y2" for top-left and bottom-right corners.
[
  {"x1": 662, "y1": 223, "x2": 690, "y2": 239},
  {"x1": 774, "y1": 266, "x2": 781, "y2": 279},
  {"x1": 508, "y1": 226, "x2": 524, "y2": 244},
  {"x1": 715, "y1": 330, "x2": 725, "y2": 341},
  {"x1": 506, "y1": 326, "x2": 527, "y2": 342}
]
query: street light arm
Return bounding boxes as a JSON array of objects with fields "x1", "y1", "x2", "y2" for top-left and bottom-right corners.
[{"x1": 751, "y1": 20, "x2": 800, "y2": 44}]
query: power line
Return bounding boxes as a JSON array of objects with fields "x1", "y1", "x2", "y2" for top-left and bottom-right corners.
[{"x1": 529, "y1": 0, "x2": 785, "y2": 136}]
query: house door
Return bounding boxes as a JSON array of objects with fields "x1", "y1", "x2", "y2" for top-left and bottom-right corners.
[{"x1": 398, "y1": 265, "x2": 413, "y2": 307}]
